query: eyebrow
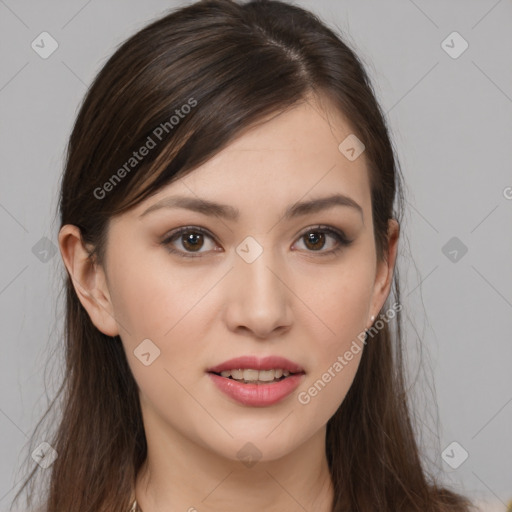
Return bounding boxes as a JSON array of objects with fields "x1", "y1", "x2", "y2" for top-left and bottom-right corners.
[{"x1": 139, "y1": 193, "x2": 364, "y2": 222}]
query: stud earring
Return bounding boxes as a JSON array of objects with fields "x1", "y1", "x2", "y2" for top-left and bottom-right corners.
[{"x1": 364, "y1": 315, "x2": 376, "y2": 343}]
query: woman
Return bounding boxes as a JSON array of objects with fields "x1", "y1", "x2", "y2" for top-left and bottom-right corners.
[{"x1": 12, "y1": 0, "x2": 476, "y2": 510}]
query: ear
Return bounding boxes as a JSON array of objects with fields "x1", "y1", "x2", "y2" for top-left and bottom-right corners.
[
  {"x1": 369, "y1": 218, "x2": 400, "y2": 324},
  {"x1": 58, "y1": 224, "x2": 120, "y2": 337}
]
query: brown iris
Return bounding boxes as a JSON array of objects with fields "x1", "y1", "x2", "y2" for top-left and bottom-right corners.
[
  {"x1": 181, "y1": 232, "x2": 204, "y2": 252},
  {"x1": 303, "y1": 231, "x2": 326, "y2": 251}
]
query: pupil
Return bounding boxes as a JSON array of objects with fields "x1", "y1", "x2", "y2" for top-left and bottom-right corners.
[
  {"x1": 305, "y1": 232, "x2": 325, "y2": 250},
  {"x1": 183, "y1": 233, "x2": 203, "y2": 251}
]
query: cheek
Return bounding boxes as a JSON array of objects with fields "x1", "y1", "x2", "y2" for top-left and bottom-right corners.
[
  {"x1": 109, "y1": 254, "x2": 219, "y2": 391},
  {"x1": 295, "y1": 280, "x2": 369, "y2": 421},
  {"x1": 108, "y1": 250, "x2": 199, "y2": 341},
  {"x1": 292, "y1": 251, "x2": 374, "y2": 415},
  {"x1": 300, "y1": 254, "x2": 375, "y2": 350}
]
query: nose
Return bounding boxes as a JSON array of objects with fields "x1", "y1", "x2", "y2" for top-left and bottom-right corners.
[{"x1": 223, "y1": 243, "x2": 292, "y2": 339}]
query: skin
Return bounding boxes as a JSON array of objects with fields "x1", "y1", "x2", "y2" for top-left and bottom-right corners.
[{"x1": 59, "y1": 94, "x2": 399, "y2": 512}]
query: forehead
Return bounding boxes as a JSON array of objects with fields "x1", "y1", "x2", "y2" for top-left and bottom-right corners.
[{"x1": 132, "y1": 96, "x2": 371, "y2": 221}]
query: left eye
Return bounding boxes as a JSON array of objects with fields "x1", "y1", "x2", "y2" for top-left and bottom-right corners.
[
  {"x1": 294, "y1": 227, "x2": 349, "y2": 254},
  {"x1": 161, "y1": 225, "x2": 352, "y2": 258}
]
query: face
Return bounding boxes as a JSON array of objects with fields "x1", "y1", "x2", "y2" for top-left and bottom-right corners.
[{"x1": 60, "y1": 95, "x2": 398, "y2": 463}]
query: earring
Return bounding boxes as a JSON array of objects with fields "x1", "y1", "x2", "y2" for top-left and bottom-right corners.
[{"x1": 364, "y1": 315, "x2": 376, "y2": 343}]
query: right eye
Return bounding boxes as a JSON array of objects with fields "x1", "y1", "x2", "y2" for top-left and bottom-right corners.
[{"x1": 161, "y1": 226, "x2": 220, "y2": 258}]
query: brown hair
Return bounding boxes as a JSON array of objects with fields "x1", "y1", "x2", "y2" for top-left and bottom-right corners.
[{"x1": 11, "y1": 1, "x2": 476, "y2": 511}]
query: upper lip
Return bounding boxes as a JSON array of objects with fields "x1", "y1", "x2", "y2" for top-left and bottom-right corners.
[{"x1": 206, "y1": 356, "x2": 305, "y2": 374}]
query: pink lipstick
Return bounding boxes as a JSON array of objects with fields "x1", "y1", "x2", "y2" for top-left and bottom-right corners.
[{"x1": 206, "y1": 355, "x2": 305, "y2": 407}]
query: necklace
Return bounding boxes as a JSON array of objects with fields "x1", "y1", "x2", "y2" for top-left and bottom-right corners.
[{"x1": 129, "y1": 499, "x2": 141, "y2": 512}]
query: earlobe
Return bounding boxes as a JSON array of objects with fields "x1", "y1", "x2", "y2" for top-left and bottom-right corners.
[{"x1": 57, "y1": 224, "x2": 120, "y2": 337}]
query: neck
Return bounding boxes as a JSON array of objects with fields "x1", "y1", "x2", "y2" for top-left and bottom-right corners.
[{"x1": 135, "y1": 411, "x2": 334, "y2": 512}]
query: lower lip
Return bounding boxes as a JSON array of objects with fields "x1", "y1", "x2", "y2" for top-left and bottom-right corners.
[{"x1": 207, "y1": 372, "x2": 305, "y2": 407}]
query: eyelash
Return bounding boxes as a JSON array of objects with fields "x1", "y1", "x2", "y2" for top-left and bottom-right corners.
[{"x1": 160, "y1": 225, "x2": 353, "y2": 259}]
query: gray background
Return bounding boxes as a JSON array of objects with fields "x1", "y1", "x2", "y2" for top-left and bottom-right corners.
[{"x1": 1, "y1": 1, "x2": 511, "y2": 510}]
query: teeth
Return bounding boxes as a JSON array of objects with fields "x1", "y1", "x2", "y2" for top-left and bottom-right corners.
[
  {"x1": 218, "y1": 368, "x2": 293, "y2": 382},
  {"x1": 258, "y1": 370, "x2": 276, "y2": 382}
]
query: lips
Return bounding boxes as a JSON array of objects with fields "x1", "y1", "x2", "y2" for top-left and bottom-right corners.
[
  {"x1": 207, "y1": 372, "x2": 305, "y2": 406},
  {"x1": 206, "y1": 355, "x2": 305, "y2": 406},
  {"x1": 206, "y1": 355, "x2": 305, "y2": 375}
]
